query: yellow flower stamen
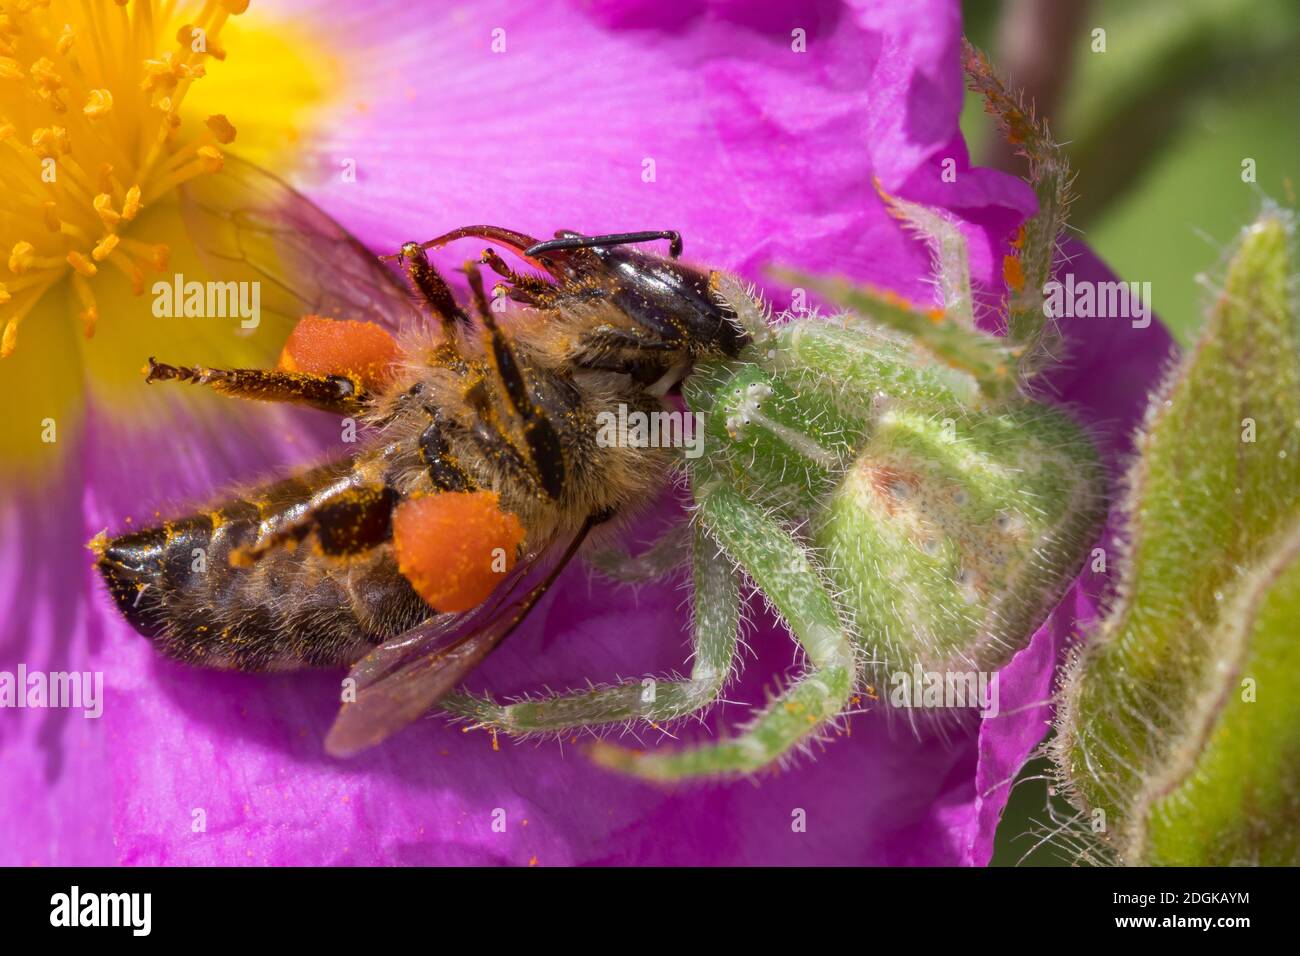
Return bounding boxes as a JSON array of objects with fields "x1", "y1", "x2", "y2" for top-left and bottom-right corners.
[
  {"x1": 66, "y1": 250, "x2": 98, "y2": 278},
  {"x1": 118, "y1": 237, "x2": 171, "y2": 272},
  {"x1": 9, "y1": 242, "x2": 38, "y2": 274},
  {"x1": 83, "y1": 89, "x2": 114, "y2": 119},
  {"x1": 58, "y1": 219, "x2": 91, "y2": 243},
  {"x1": 93, "y1": 193, "x2": 122, "y2": 228},
  {"x1": 72, "y1": 271, "x2": 99, "y2": 339},
  {"x1": 93, "y1": 234, "x2": 120, "y2": 262},
  {"x1": 206, "y1": 113, "x2": 236, "y2": 144},
  {"x1": 0, "y1": 0, "x2": 246, "y2": 357},
  {"x1": 144, "y1": 143, "x2": 224, "y2": 200},
  {"x1": 104, "y1": 252, "x2": 148, "y2": 296},
  {"x1": 122, "y1": 185, "x2": 143, "y2": 221}
]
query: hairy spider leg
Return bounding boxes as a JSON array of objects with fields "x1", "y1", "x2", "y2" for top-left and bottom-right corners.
[
  {"x1": 589, "y1": 463, "x2": 858, "y2": 780},
  {"x1": 441, "y1": 524, "x2": 740, "y2": 731},
  {"x1": 963, "y1": 39, "x2": 1075, "y2": 378},
  {"x1": 585, "y1": 522, "x2": 693, "y2": 584},
  {"x1": 773, "y1": 221, "x2": 1019, "y2": 405},
  {"x1": 875, "y1": 182, "x2": 975, "y2": 328}
]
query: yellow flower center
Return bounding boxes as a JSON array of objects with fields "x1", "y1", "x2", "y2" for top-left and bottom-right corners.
[{"x1": 0, "y1": 0, "x2": 248, "y2": 359}]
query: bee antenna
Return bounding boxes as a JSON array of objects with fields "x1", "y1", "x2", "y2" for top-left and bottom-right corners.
[{"x1": 523, "y1": 230, "x2": 683, "y2": 259}]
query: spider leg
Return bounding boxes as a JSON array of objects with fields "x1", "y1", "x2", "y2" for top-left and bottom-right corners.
[
  {"x1": 586, "y1": 521, "x2": 692, "y2": 584},
  {"x1": 769, "y1": 47, "x2": 1078, "y2": 400},
  {"x1": 770, "y1": 269, "x2": 1019, "y2": 404},
  {"x1": 963, "y1": 40, "x2": 1075, "y2": 377},
  {"x1": 440, "y1": 525, "x2": 739, "y2": 731},
  {"x1": 763, "y1": 315, "x2": 982, "y2": 409},
  {"x1": 875, "y1": 182, "x2": 975, "y2": 328},
  {"x1": 590, "y1": 469, "x2": 857, "y2": 780},
  {"x1": 772, "y1": 178, "x2": 1019, "y2": 403}
]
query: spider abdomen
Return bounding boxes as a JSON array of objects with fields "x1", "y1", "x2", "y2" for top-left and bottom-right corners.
[{"x1": 817, "y1": 399, "x2": 1105, "y2": 678}]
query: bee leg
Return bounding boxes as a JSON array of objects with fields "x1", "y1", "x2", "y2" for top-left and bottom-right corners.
[
  {"x1": 393, "y1": 241, "x2": 470, "y2": 340},
  {"x1": 463, "y1": 261, "x2": 567, "y2": 500},
  {"x1": 479, "y1": 247, "x2": 557, "y2": 306},
  {"x1": 144, "y1": 358, "x2": 368, "y2": 416},
  {"x1": 572, "y1": 325, "x2": 681, "y2": 372},
  {"x1": 441, "y1": 525, "x2": 738, "y2": 732},
  {"x1": 384, "y1": 226, "x2": 560, "y2": 278},
  {"x1": 418, "y1": 407, "x2": 475, "y2": 493}
]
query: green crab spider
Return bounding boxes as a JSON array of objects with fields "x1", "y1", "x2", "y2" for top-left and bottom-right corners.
[{"x1": 441, "y1": 43, "x2": 1106, "y2": 780}]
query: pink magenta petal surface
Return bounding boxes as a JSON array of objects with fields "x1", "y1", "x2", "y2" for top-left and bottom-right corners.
[{"x1": 0, "y1": 1, "x2": 1175, "y2": 866}]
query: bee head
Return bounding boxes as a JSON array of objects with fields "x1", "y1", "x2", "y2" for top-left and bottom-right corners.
[{"x1": 533, "y1": 236, "x2": 749, "y2": 358}]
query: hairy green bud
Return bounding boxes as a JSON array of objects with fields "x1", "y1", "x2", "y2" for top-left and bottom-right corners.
[{"x1": 1054, "y1": 208, "x2": 1300, "y2": 865}]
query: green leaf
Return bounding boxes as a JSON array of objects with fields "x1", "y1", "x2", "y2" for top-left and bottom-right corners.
[{"x1": 1054, "y1": 207, "x2": 1300, "y2": 863}]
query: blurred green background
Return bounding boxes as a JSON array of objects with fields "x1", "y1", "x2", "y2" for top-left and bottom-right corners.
[{"x1": 958, "y1": 0, "x2": 1299, "y2": 865}]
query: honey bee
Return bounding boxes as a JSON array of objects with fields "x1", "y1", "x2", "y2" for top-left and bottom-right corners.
[{"x1": 92, "y1": 157, "x2": 750, "y2": 757}]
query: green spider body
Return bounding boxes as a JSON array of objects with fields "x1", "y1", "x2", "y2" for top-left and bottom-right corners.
[
  {"x1": 696, "y1": 315, "x2": 1105, "y2": 684},
  {"x1": 445, "y1": 43, "x2": 1107, "y2": 779}
]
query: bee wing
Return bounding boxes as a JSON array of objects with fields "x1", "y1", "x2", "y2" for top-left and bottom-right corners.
[
  {"x1": 324, "y1": 520, "x2": 595, "y2": 757},
  {"x1": 179, "y1": 154, "x2": 424, "y2": 332}
]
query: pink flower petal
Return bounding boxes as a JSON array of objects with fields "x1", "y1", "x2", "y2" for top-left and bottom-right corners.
[
  {"x1": 281, "y1": 0, "x2": 1032, "y2": 302},
  {"x1": 0, "y1": 1, "x2": 1174, "y2": 867}
]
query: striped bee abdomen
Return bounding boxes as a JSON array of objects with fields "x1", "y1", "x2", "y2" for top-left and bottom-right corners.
[{"x1": 92, "y1": 459, "x2": 431, "y2": 671}]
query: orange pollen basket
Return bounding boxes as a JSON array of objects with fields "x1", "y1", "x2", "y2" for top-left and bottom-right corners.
[
  {"x1": 393, "y1": 492, "x2": 526, "y2": 613},
  {"x1": 278, "y1": 315, "x2": 401, "y2": 391}
]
